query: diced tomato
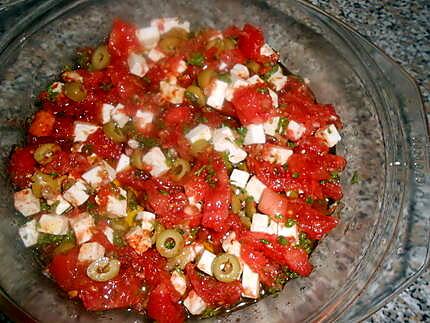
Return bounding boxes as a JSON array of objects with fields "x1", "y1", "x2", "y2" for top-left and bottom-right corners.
[
  {"x1": 52, "y1": 116, "x2": 74, "y2": 139},
  {"x1": 9, "y1": 146, "x2": 37, "y2": 188},
  {"x1": 321, "y1": 181, "x2": 343, "y2": 201},
  {"x1": 85, "y1": 129, "x2": 123, "y2": 160},
  {"x1": 80, "y1": 268, "x2": 144, "y2": 311},
  {"x1": 48, "y1": 248, "x2": 79, "y2": 291},
  {"x1": 237, "y1": 24, "x2": 264, "y2": 60},
  {"x1": 43, "y1": 151, "x2": 90, "y2": 178},
  {"x1": 116, "y1": 168, "x2": 150, "y2": 191},
  {"x1": 232, "y1": 84, "x2": 274, "y2": 125},
  {"x1": 258, "y1": 188, "x2": 289, "y2": 218},
  {"x1": 29, "y1": 110, "x2": 55, "y2": 137},
  {"x1": 201, "y1": 157, "x2": 231, "y2": 232},
  {"x1": 163, "y1": 105, "x2": 194, "y2": 127},
  {"x1": 147, "y1": 281, "x2": 184, "y2": 323},
  {"x1": 219, "y1": 49, "x2": 246, "y2": 69},
  {"x1": 108, "y1": 19, "x2": 140, "y2": 58},
  {"x1": 186, "y1": 264, "x2": 242, "y2": 306}
]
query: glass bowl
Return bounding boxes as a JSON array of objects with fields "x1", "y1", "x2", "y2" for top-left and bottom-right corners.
[{"x1": 0, "y1": 0, "x2": 428, "y2": 322}]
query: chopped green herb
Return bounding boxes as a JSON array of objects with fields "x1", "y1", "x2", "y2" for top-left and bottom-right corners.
[
  {"x1": 81, "y1": 144, "x2": 94, "y2": 155},
  {"x1": 142, "y1": 76, "x2": 151, "y2": 84},
  {"x1": 298, "y1": 232, "x2": 314, "y2": 254},
  {"x1": 221, "y1": 151, "x2": 233, "y2": 171},
  {"x1": 37, "y1": 231, "x2": 74, "y2": 246},
  {"x1": 277, "y1": 235, "x2": 288, "y2": 245},
  {"x1": 351, "y1": 171, "x2": 360, "y2": 184},
  {"x1": 165, "y1": 150, "x2": 177, "y2": 168},
  {"x1": 197, "y1": 115, "x2": 209, "y2": 123},
  {"x1": 113, "y1": 232, "x2": 125, "y2": 247},
  {"x1": 136, "y1": 136, "x2": 158, "y2": 148},
  {"x1": 274, "y1": 214, "x2": 283, "y2": 220},
  {"x1": 235, "y1": 126, "x2": 248, "y2": 146},
  {"x1": 292, "y1": 172, "x2": 300, "y2": 178},
  {"x1": 262, "y1": 64, "x2": 280, "y2": 80},
  {"x1": 40, "y1": 200, "x2": 51, "y2": 212},
  {"x1": 194, "y1": 165, "x2": 207, "y2": 177},
  {"x1": 285, "y1": 218, "x2": 297, "y2": 227},
  {"x1": 47, "y1": 84, "x2": 59, "y2": 101},
  {"x1": 287, "y1": 141, "x2": 297, "y2": 148},
  {"x1": 276, "y1": 117, "x2": 289, "y2": 134},
  {"x1": 259, "y1": 239, "x2": 271, "y2": 245},
  {"x1": 201, "y1": 307, "x2": 221, "y2": 318},
  {"x1": 159, "y1": 189, "x2": 169, "y2": 196},
  {"x1": 305, "y1": 196, "x2": 314, "y2": 204},
  {"x1": 257, "y1": 87, "x2": 269, "y2": 94},
  {"x1": 187, "y1": 52, "x2": 205, "y2": 67},
  {"x1": 331, "y1": 171, "x2": 340, "y2": 180},
  {"x1": 218, "y1": 73, "x2": 231, "y2": 83}
]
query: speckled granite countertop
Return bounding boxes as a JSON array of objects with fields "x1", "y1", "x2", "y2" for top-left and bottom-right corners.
[{"x1": 0, "y1": 0, "x2": 428, "y2": 322}]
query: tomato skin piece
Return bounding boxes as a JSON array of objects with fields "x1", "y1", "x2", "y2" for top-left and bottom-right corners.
[
  {"x1": 147, "y1": 281, "x2": 184, "y2": 323},
  {"x1": 85, "y1": 129, "x2": 123, "y2": 160},
  {"x1": 108, "y1": 19, "x2": 140, "y2": 58},
  {"x1": 258, "y1": 188, "x2": 289, "y2": 218},
  {"x1": 232, "y1": 84, "x2": 274, "y2": 125},
  {"x1": 9, "y1": 147, "x2": 37, "y2": 188},
  {"x1": 321, "y1": 181, "x2": 343, "y2": 201},
  {"x1": 218, "y1": 49, "x2": 246, "y2": 69},
  {"x1": 48, "y1": 247, "x2": 80, "y2": 291},
  {"x1": 185, "y1": 264, "x2": 242, "y2": 306},
  {"x1": 43, "y1": 151, "x2": 91, "y2": 178},
  {"x1": 29, "y1": 110, "x2": 55, "y2": 137},
  {"x1": 237, "y1": 24, "x2": 264, "y2": 60},
  {"x1": 163, "y1": 105, "x2": 194, "y2": 127}
]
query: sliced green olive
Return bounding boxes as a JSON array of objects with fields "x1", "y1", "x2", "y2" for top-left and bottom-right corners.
[
  {"x1": 239, "y1": 215, "x2": 251, "y2": 228},
  {"x1": 159, "y1": 37, "x2": 182, "y2": 54},
  {"x1": 31, "y1": 172, "x2": 60, "y2": 199},
  {"x1": 231, "y1": 194, "x2": 241, "y2": 214},
  {"x1": 170, "y1": 158, "x2": 191, "y2": 181},
  {"x1": 245, "y1": 198, "x2": 256, "y2": 218},
  {"x1": 191, "y1": 139, "x2": 211, "y2": 156},
  {"x1": 197, "y1": 69, "x2": 217, "y2": 89},
  {"x1": 166, "y1": 245, "x2": 196, "y2": 270},
  {"x1": 164, "y1": 27, "x2": 189, "y2": 39},
  {"x1": 246, "y1": 60, "x2": 261, "y2": 74},
  {"x1": 223, "y1": 37, "x2": 236, "y2": 50},
  {"x1": 103, "y1": 121, "x2": 127, "y2": 143},
  {"x1": 131, "y1": 149, "x2": 147, "y2": 170},
  {"x1": 185, "y1": 85, "x2": 205, "y2": 106},
  {"x1": 151, "y1": 221, "x2": 165, "y2": 245},
  {"x1": 53, "y1": 241, "x2": 75, "y2": 255},
  {"x1": 206, "y1": 38, "x2": 223, "y2": 51},
  {"x1": 110, "y1": 218, "x2": 129, "y2": 232},
  {"x1": 211, "y1": 253, "x2": 241, "y2": 282},
  {"x1": 87, "y1": 257, "x2": 121, "y2": 282},
  {"x1": 156, "y1": 229, "x2": 184, "y2": 258},
  {"x1": 33, "y1": 143, "x2": 61, "y2": 165},
  {"x1": 64, "y1": 82, "x2": 87, "y2": 102},
  {"x1": 91, "y1": 45, "x2": 111, "y2": 70}
]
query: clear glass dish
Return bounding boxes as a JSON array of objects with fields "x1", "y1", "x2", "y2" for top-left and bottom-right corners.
[{"x1": 0, "y1": 0, "x2": 428, "y2": 322}]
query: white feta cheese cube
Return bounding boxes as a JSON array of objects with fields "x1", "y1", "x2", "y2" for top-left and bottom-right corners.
[
  {"x1": 277, "y1": 223, "x2": 299, "y2": 242},
  {"x1": 106, "y1": 187, "x2": 127, "y2": 217},
  {"x1": 142, "y1": 147, "x2": 169, "y2": 177},
  {"x1": 136, "y1": 26, "x2": 160, "y2": 50},
  {"x1": 222, "y1": 232, "x2": 242, "y2": 260},
  {"x1": 206, "y1": 79, "x2": 229, "y2": 110},
  {"x1": 160, "y1": 80, "x2": 185, "y2": 104},
  {"x1": 78, "y1": 242, "x2": 105, "y2": 263},
  {"x1": 268, "y1": 68, "x2": 288, "y2": 91},
  {"x1": 247, "y1": 75, "x2": 264, "y2": 85},
  {"x1": 53, "y1": 196, "x2": 72, "y2": 215},
  {"x1": 268, "y1": 88, "x2": 278, "y2": 108},
  {"x1": 264, "y1": 146, "x2": 293, "y2": 165},
  {"x1": 218, "y1": 61, "x2": 228, "y2": 71},
  {"x1": 125, "y1": 226, "x2": 152, "y2": 254},
  {"x1": 49, "y1": 81, "x2": 64, "y2": 94},
  {"x1": 147, "y1": 48, "x2": 166, "y2": 62},
  {"x1": 176, "y1": 60, "x2": 187, "y2": 74},
  {"x1": 116, "y1": 154, "x2": 130, "y2": 172},
  {"x1": 230, "y1": 64, "x2": 249, "y2": 80},
  {"x1": 19, "y1": 219, "x2": 39, "y2": 247},
  {"x1": 128, "y1": 139, "x2": 140, "y2": 149},
  {"x1": 62, "y1": 71, "x2": 83, "y2": 83},
  {"x1": 111, "y1": 103, "x2": 129, "y2": 128},
  {"x1": 260, "y1": 43, "x2": 276, "y2": 57},
  {"x1": 170, "y1": 270, "x2": 187, "y2": 296},
  {"x1": 242, "y1": 264, "x2": 260, "y2": 299},
  {"x1": 263, "y1": 116, "x2": 280, "y2": 137},
  {"x1": 319, "y1": 124, "x2": 341, "y2": 147},
  {"x1": 150, "y1": 17, "x2": 190, "y2": 34},
  {"x1": 14, "y1": 189, "x2": 40, "y2": 217},
  {"x1": 185, "y1": 124, "x2": 212, "y2": 144},
  {"x1": 73, "y1": 122, "x2": 99, "y2": 142},
  {"x1": 197, "y1": 250, "x2": 216, "y2": 276},
  {"x1": 287, "y1": 120, "x2": 306, "y2": 141},
  {"x1": 69, "y1": 212, "x2": 94, "y2": 244},
  {"x1": 128, "y1": 53, "x2": 149, "y2": 77},
  {"x1": 82, "y1": 164, "x2": 115, "y2": 188},
  {"x1": 184, "y1": 290, "x2": 207, "y2": 315},
  {"x1": 136, "y1": 211, "x2": 156, "y2": 231},
  {"x1": 230, "y1": 169, "x2": 250, "y2": 189},
  {"x1": 101, "y1": 103, "x2": 115, "y2": 124},
  {"x1": 243, "y1": 124, "x2": 266, "y2": 145},
  {"x1": 103, "y1": 226, "x2": 114, "y2": 244},
  {"x1": 134, "y1": 110, "x2": 154, "y2": 129},
  {"x1": 212, "y1": 127, "x2": 247, "y2": 164},
  {"x1": 38, "y1": 214, "x2": 69, "y2": 235},
  {"x1": 225, "y1": 79, "x2": 249, "y2": 101},
  {"x1": 250, "y1": 213, "x2": 269, "y2": 233},
  {"x1": 63, "y1": 180, "x2": 90, "y2": 207},
  {"x1": 245, "y1": 176, "x2": 267, "y2": 203}
]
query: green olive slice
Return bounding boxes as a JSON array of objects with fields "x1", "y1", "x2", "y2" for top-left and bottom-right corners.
[
  {"x1": 86, "y1": 257, "x2": 121, "y2": 282},
  {"x1": 190, "y1": 139, "x2": 211, "y2": 156},
  {"x1": 64, "y1": 82, "x2": 87, "y2": 102},
  {"x1": 156, "y1": 229, "x2": 184, "y2": 258},
  {"x1": 130, "y1": 149, "x2": 146, "y2": 170},
  {"x1": 211, "y1": 253, "x2": 241, "y2": 283},
  {"x1": 31, "y1": 171, "x2": 60, "y2": 199},
  {"x1": 230, "y1": 194, "x2": 241, "y2": 214},
  {"x1": 103, "y1": 121, "x2": 127, "y2": 143},
  {"x1": 197, "y1": 69, "x2": 217, "y2": 89},
  {"x1": 185, "y1": 85, "x2": 206, "y2": 106},
  {"x1": 91, "y1": 45, "x2": 111, "y2": 70},
  {"x1": 170, "y1": 158, "x2": 191, "y2": 181},
  {"x1": 34, "y1": 143, "x2": 61, "y2": 165}
]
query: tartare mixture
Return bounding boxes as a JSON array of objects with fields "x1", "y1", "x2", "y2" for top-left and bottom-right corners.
[{"x1": 9, "y1": 18, "x2": 346, "y2": 322}]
